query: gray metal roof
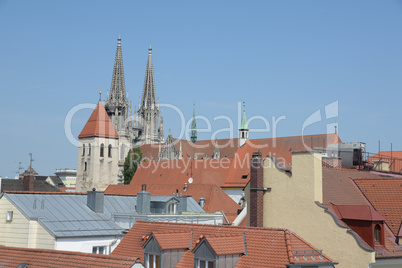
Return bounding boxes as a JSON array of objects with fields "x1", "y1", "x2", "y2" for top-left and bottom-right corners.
[
  {"x1": 4, "y1": 193, "x2": 136, "y2": 238},
  {"x1": 3, "y1": 193, "x2": 205, "y2": 238}
]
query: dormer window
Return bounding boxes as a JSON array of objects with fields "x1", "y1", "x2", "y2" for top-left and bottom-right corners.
[
  {"x1": 192, "y1": 235, "x2": 244, "y2": 268},
  {"x1": 374, "y1": 224, "x2": 381, "y2": 242}
]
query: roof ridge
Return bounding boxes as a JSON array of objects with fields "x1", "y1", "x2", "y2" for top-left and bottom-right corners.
[
  {"x1": 3, "y1": 191, "x2": 87, "y2": 195},
  {"x1": 0, "y1": 245, "x2": 136, "y2": 260},
  {"x1": 135, "y1": 220, "x2": 289, "y2": 232},
  {"x1": 284, "y1": 229, "x2": 295, "y2": 263}
]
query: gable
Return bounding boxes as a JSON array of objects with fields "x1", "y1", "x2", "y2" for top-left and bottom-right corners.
[
  {"x1": 193, "y1": 239, "x2": 216, "y2": 261},
  {"x1": 143, "y1": 236, "x2": 162, "y2": 254}
]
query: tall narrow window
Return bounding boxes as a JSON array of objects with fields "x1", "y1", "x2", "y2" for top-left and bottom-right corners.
[
  {"x1": 82, "y1": 144, "x2": 85, "y2": 156},
  {"x1": 108, "y1": 144, "x2": 112, "y2": 158},
  {"x1": 84, "y1": 162, "x2": 87, "y2": 171},
  {"x1": 146, "y1": 254, "x2": 160, "y2": 268},
  {"x1": 88, "y1": 144, "x2": 91, "y2": 156},
  {"x1": 374, "y1": 224, "x2": 381, "y2": 242},
  {"x1": 100, "y1": 144, "x2": 104, "y2": 157}
]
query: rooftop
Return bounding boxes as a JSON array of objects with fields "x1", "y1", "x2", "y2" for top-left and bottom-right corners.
[
  {"x1": 112, "y1": 221, "x2": 334, "y2": 267},
  {"x1": 0, "y1": 245, "x2": 138, "y2": 268}
]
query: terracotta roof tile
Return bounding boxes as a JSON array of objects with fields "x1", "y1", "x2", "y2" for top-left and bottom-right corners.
[
  {"x1": 105, "y1": 183, "x2": 241, "y2": 222},
  {"x1": 78, "y1": 102, "x2": 119, "y2": 139},
  {"x1": 0, "y1": 246, "x2": 136, "y2": 267},
  {"x1": 330, "y1": 205, "x2": 386, "y2": 221},
  {"x1": 112, "y1": 221, "x2": 333, "y2": 267},
  {"x1": 152, "y1": 232, "x2": 191, "y2": 250},
  {"x1": 354, "y1": 178, "x2": 402, "y2": 236},
  {"x1": 204, "y1": 234, "x2": 245, "y2": 255}
]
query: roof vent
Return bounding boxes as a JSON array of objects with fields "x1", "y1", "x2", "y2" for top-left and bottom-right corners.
[
  {"x1": 199, "y1": 197, "x2": 205, "y2": 208},
  {"x1": 87, "y1": 190, "x2": 104, "y2": 213}
]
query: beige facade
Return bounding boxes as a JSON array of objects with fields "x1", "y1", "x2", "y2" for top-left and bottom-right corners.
[
  {"x1": 0, "y1": 196, "x2": 54, "y2": 249},
  {"x1": 246, "y1": 151, "x2": 375, "y2": 268},
  {"x1": 76, "y1": 136, "x2": 119, "y2": 192}
]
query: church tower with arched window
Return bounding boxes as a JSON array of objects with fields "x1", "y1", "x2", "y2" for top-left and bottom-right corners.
[{"x1": 76, "y1": 101, "x2": 120, "y2": 192}]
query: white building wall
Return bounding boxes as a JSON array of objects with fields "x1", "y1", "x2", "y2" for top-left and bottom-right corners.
[
  {"x1": 55, "y1": 236, "x2": 122, "y2": 255},
  {"x1": 76, "y1": 137, "x2": 119, "y2": 192}
]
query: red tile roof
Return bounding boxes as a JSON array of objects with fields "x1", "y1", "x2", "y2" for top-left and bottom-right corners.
[
  {"x1": 140, "y1": 133, "x2": 340, "y2": 161},
  {"x1": 330, "y1": 205, "x2": 385, "y2": 221},
  {"x1": 105, "y1": 183, "x2": 241, "y2": 223},
  {"x1": 354, "y1": 178, "x2": 402, "y2": 236},
  {"x1": 112, "y1": 221, "x2": 333, "y2": 267},
  {"x1": 368, "y1": 151, "x2": 402, "y2": 173},
  {"x1": 78, "y1": 102, "x2": 119, "y2": 139},
  {"x1": 203, "y1": 234, "x2": 245, "y2": 255},
  {"x1": 151, "y1": 232, "x2": 192, "y2": 250},
  {"x1": 322, "y1": 168, "x2": 380, "y2": 206},
  {"x1": 0, "y1": 246, "x2": 137, "y2": 268}
]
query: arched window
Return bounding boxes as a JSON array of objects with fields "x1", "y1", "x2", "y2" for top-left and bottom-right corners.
[
  {"x1": 84, "y1": 162, "x2": 87, "y2": 171},
  {"x1": 108, "y1": 144, "x2": 112, "y2": 158},
  {"x1": 88, "y1": 144, "x2": 91, "y2": 156},
  {"x1": 100, "y1": 144, "x2": 104, "y2": 157},
  {"x1": 374, "y1": 224, "x2": 381, "y2": 242},
  {"x1": 82, "y1": 144, "x2": 85, "y2": 156}
]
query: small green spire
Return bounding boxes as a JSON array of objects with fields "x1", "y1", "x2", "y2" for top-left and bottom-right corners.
[
  {"x1": 240, "y1": 102, "x2": 248, "y2": 130},
  {"x1": 191, "y1": 101, "x2": 197, "y2": 143}
]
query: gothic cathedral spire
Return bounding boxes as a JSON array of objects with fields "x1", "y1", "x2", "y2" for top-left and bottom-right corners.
[
  {"x1": 107, "y1": 36, "x2": 127, "y2": 106},
  {"x1": 141, "y1": 46, "x2": 156, "y2": 108},
  {"x1": 135, "y1": 46, "x2": 164, "y2": 145},
  {"x1": 105, "y1": 36, "x2": 130, "y2": 136}
]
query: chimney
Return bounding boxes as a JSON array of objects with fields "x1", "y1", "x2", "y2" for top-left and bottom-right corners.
[
  {"x1": 198, "y1": 197, "x2": 205, "y2": 208},
  {"x1": 137, "y1": 184, "x2": 151, "y2": 214},
  {"x1": 177, "y1": 196, "x2": 188, "y2": 214},
  {"x1": 373, "y1": 160, "x2": 390, "y2": 172},
  {"x1": 249, "y1": 151, "x2": 264, "y2": 227},
  {"x1": 23, "y1": 173, "x2": 35, "y2": 192},
  {"x1": 291, "y1": 151, "x2": 323, "y2": 203},
  {"x1": 87, "y1": 189, "x2": 104, "y2": 213}
]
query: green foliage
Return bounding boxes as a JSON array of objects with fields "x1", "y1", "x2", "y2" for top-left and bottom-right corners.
[{"x1": 123, "y1": 147, "x2": 143, "y2": 184}]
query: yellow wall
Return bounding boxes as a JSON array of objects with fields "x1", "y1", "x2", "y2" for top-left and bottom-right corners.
[
  {"x1": 249, "y1": 151, "x2": 375, "y2": 268},
  {"x1": 0, "y1": 196, "x2": 55, "y2": 249}
]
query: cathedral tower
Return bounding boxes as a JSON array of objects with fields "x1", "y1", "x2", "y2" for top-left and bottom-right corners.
[
  {"x1": 135, "y1": 46, "x2": 164, "y2": 144},
  {"x1": 76, "y1": 102, "x2": 120, "y2": 192}
]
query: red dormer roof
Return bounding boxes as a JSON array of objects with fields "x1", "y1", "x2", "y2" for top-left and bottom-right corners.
[
  {"x1": 78, "y1": 102, "x2": 119, "y2": 139},
  {"x1": 331, "y1": 205, "x2": 385, "y2": 221}
]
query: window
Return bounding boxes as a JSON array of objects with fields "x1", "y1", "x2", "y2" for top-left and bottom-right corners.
[
  {"x1": 84, "y1": 162, "x2": 87, "y2": 172},
  {"x1": 100, "y1": 143, "x2": 104, "y2": 157},
  {"x1": 167, "y1": 202, "x2": 176, "y2": 214},
  {"x1": 374, "y1": 224, "x2": 381, "y2": 242},
  {"x1": 108, "y1": 144, "x2": 112, "y2": 158},
  {"x1": 82, "y1": 144, "x2": 85, "y2": 156},
  {"x1": 88, "y1": 144, "x2": 91, "y2": 156},
  {"x1": 197, "y1": 260, "x2": 215, "y2": 268},
  {"x1": 92, "y1": 246, "x2": 106, "y2": 254},
  {"x1": 6, "y1": 211, "x2": 13, "y2": 222},
  {"x1": 146, "y1": 254, "x2": 160, "y2": 268}
]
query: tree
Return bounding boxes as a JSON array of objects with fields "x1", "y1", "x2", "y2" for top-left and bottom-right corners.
[{"x1": 123, "y1": 146, "x2": 142, "y2": 184}]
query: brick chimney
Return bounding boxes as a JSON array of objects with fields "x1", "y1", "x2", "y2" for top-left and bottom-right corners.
[
  {"x1": 249, "y1": 151, "x2": 264, "y2": 227},
  {"x1": 22, "y1": 173, "x2": 35, "y2": 191}
]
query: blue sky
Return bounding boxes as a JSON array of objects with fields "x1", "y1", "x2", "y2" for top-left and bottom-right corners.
[{"x1": 1, "y1": 0, "x2": 402, "y2": 178}]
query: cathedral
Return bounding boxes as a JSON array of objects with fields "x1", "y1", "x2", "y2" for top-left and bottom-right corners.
[{"x1": 76, "y1": 37, "x2": 164, "y2": 192}]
